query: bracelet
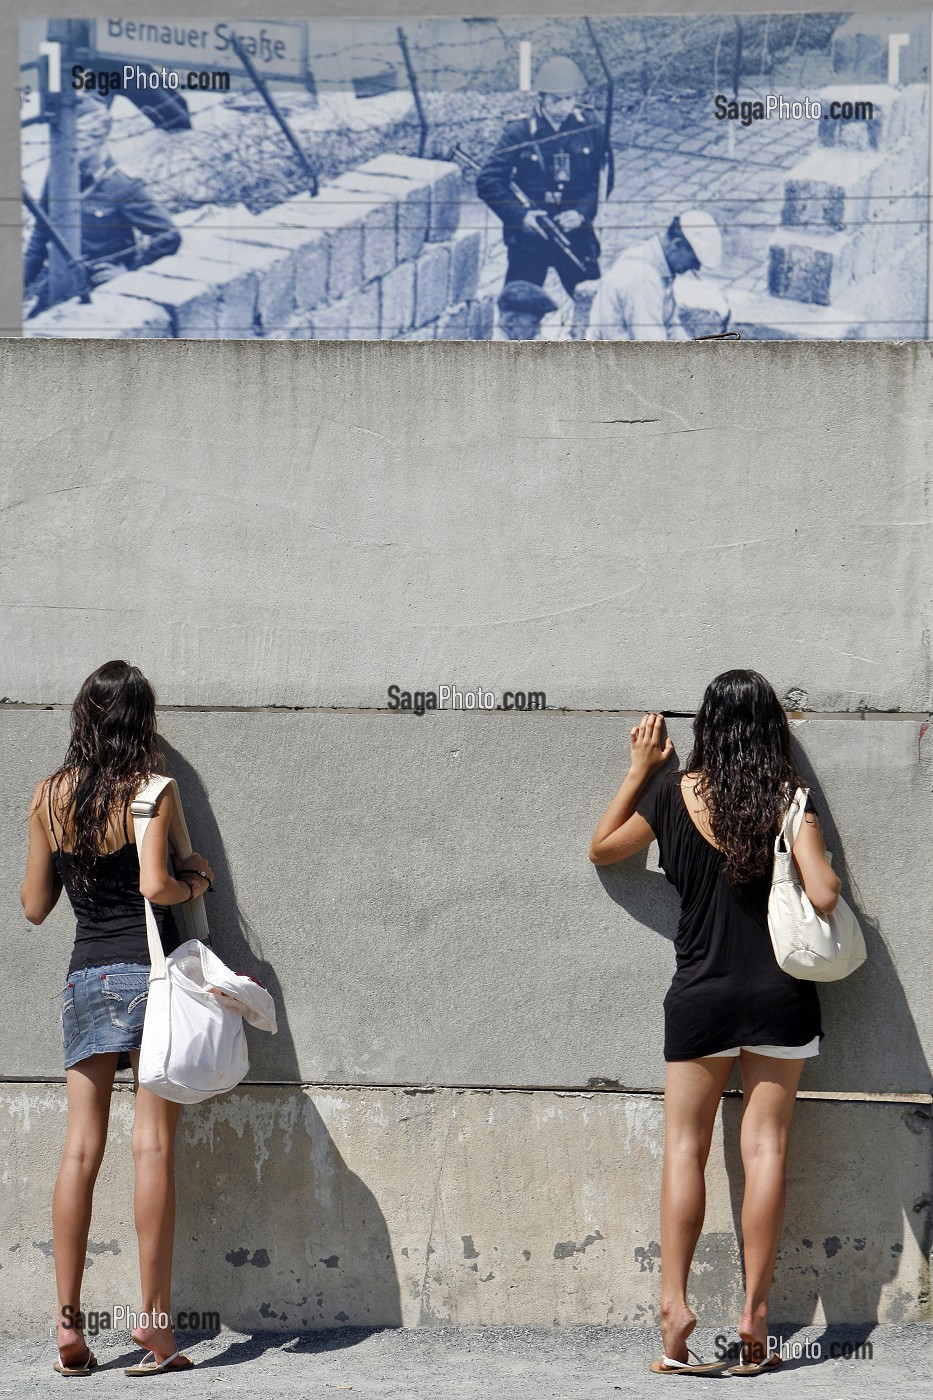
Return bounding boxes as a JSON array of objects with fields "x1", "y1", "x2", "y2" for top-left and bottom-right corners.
[{"x1": 178, "y1": 876, "x2": 196, "y2": 903}]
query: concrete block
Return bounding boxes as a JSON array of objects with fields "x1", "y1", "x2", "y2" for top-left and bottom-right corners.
[
  {"x1": 0, "y1": 1084, "x2": 929, "y2": 1329},
  {"x1": 768, "y1": 230, "x2": 853, "y2": 306},
  {"x1": 23, "y1": 290, "x2": 172, "y2": 338},
  {"x1": 326, "y1": 177, "x2": 396, "y2": 282},
  {"x1": 309, "y1": 282, "x2": 380, "y2": 340},
  {"x1": 1, "y1": 338, "x2": 931, "y2": 714},
  {"x1": 467, "y1": 293, "x2": 495, "y2": 341},
  {"x1": 269, "y1": 193, "x2": 363, "y2": 301},
  {"x1": 361, "y1": 154, "x2": 461, "y2": 242},
  {"x1": 102, "y1": 269, "x2": 219, "y2": 337},
  {"x1": 241, "y1": 212, "x2": 330, "y2": 314},
  {"x1": 435, "y1": 300, "x2": 471, "y2": 340},
  {"x1": 4, "y1": 709, "x2": 930, "y2": 1095},
  {"x1": 413, "y1": 243, "x2": 451, "y2": 328},
  {"x1": 154, "y1": 252, "x2": 258, "y2": 337},
  {"x1": 378, "y1": 260, "x2": 416, "y2": 339},
  {"x1": 331, "y1": 168, "x2": 428, "y2": 266},
  {"x1": 781, "y1": 150, "x2": 884, "y2": 232},
  {"x1": 165, "y1": 229, "x2": 297, "y2": 335},
  {"x1": 448, "y1": 227, "x2": 482, "y2": 305}
]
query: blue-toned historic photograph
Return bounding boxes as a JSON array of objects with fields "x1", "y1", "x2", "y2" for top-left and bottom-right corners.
[{"x1": 19, "y1": 12, "x2": 931, "y2": 340}]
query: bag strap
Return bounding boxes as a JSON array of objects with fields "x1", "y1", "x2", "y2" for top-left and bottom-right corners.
[
  {"x1": 777, "y1": 786, "x2": 810, "y2": 854},
  {"x1": 131, "y1": 775, "x2": 211, "y2": 979}
]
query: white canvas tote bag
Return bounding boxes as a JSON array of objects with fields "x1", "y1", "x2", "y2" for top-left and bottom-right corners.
[
  {"x1": 767, "y1": 786, "x2": 866, "y2": 982},
  {"x1": 131, "y1": 775, "x2": 276, "y2": 1103}
]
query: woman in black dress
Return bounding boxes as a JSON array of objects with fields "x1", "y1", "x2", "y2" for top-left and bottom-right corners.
[{"x1": 589, "y1": 670, "x2": 841, "y2": 1377}]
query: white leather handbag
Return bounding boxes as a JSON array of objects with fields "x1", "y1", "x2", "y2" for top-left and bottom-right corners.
[
  {"x1": 767, "y1": 787, "x2": 866, "y2": 982},
  {"x1": 131, "y1": 775, "x2": 277, "y2": 1103}
]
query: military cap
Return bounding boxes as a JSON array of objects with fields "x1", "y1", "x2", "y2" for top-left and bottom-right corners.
[
  {"x1": 535, "y1": 55, "x2": 588, "y2": 95},
  {"x1": 497, "y1": 280, "x2": 560, "y2": 316}
]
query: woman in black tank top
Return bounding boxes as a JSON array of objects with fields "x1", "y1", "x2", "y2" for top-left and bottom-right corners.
[
  {"x1": 589, "y1": 671, "x2": 842, "y2": 1377},
  {"x1": 20, "y1": 661, "x2": 214, "y2": 1377}
]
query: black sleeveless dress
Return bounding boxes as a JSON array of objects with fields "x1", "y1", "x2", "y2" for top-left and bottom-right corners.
[{"x1": 636, "y1": 770, "x2": 823, "y2": 1061}]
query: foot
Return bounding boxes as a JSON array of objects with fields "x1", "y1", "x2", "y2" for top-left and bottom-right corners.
[
  {"x1": 130, "y1": 1321, "x2": 189, "y2": 1370},
  {"x1": 659, "y1": 1301, "x2": 697, "y2": 1365},
  {"x1": 738, "y1": 1304, "x2": 772, "y2": 1366},
  {"x1": 56, "y1": 1318, "x2": 92, "y2": 1371}
]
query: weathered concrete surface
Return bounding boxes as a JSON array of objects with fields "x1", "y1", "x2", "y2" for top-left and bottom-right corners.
[
  {"x1": 3, "y1": 1085, "x2": 930, "y2": 1332},
  {"x1": 1, "y1": 340, "x2": 930, "y2": 711},
  {"x1": 4, "y1": 709, "x2": 930, "y2": 1095}
]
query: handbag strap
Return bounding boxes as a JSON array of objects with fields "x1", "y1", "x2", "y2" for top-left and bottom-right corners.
[
  {"x1": 777, "y1": 786, "x2": 810, "y2": 854},
  {"x1": 131, "y1": 775, "x2": 211, "y2": 980}
]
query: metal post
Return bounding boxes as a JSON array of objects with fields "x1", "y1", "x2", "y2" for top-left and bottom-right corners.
[
  {"x1": 396, "y1": 27, "x2": 427, "y2": 159},
  {"x1": 230, "y1": 33, "x2": 318, "y2": 196},
  {"x1": 583, "y1": 17, "x2": 615, "y2": 198},
  {"x1": 45, "y1": 19, "x2": 81, "y2": 306}
]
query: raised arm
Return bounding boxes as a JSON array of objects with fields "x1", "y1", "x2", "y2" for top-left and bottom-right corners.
[
  {"x1": 589, "y1": 712, "x2": 675, "y2": 865},
  {"x1": 790, "y1": 808, "x2": 842, "y2": 915},
  {"x1": 136, "y1": 786, "x2": 213, "y2": 905}
]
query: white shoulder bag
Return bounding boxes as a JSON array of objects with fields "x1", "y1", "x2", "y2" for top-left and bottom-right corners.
[
  {"x1": 767, "y1": 786, "x2": 866, "y2": 982},
  {"x1": 131, "y1": 775, "x2": 277, "y2": 1103}
]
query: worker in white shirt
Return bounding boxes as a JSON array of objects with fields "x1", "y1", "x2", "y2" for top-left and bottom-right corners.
[{"x1": 585, "y1": 210, "x2": 723, "y2": 341}]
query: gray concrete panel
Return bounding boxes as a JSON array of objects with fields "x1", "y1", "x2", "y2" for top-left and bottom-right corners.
[
  {"x1": 2, "y1": 1084, "x2": 929, "y2": 1330},
  {"x1": 5, "y1": 708, "x2": 930, "y2": 1094},
  {"x1": 1, "y1": 340, "x2": 931, "y2": 711}
]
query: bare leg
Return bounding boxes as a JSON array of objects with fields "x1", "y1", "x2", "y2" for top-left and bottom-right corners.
[
  {"x1": 736, "y1": 1051, "x2": 805, "y2": 1363},
  {"x1": 127, "y1": 1052, "x2": 186, "y2": 1367},
  {"x1": 52, "y1": 1054, "x2": 118, "y2": 1365},
  {"x1": 659, "y1": 1056, "x2": 734, "y2": 1362}
]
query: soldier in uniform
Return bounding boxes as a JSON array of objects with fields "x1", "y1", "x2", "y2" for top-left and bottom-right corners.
[
  {"x1": 477, "y1": 55, "x2": 606, "y2": 297},
  {"x1": 24, "y1": 98, "x2": 181, "y2": 318}
]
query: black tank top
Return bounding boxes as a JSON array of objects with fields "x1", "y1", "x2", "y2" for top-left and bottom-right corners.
[{"x1": 49, "y1": 787, "x2": 179, "y2": 978}]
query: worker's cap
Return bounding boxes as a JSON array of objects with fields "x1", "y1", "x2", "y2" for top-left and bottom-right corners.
[
  {"x1": 677, "y1": 209, "x2": 723, "y2": 270},
  {"x1": 536, "y1": 55, "x2": 588, "y2": 95},
  {"x1": 497, "y1": 280, "x2": 559, "y2": 316},
  {"x1": 75, "y1": 96, "x2": 112, "y2": 142}
]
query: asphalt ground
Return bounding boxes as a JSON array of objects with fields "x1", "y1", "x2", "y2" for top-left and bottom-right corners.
[{"x1": 5, "y1": 1324, "x2": 932, "y2": 1398}]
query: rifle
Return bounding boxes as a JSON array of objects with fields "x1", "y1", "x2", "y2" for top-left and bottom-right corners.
[
  {"x1": 21, "y1": 186, "x2": 93, "y2": 308},
  {"x1": 451, "y1": 143, "x2": 589, "y2": 275}
]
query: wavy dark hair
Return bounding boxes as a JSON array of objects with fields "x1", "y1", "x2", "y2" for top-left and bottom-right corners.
[
  {"x1": 47, "y1": 661, "x2": 162, "y2": 895},
  {"x1": 685, "y1": 669, "x2": 803, "y2": 885}
]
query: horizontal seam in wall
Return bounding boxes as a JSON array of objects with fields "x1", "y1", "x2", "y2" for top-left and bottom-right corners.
[
  {"x1": 3, "y1": 1077, "x2": 930, "y2": 1104},
  {"x1": 1, "y1": 705, "x2": 931, "y2": 721}
]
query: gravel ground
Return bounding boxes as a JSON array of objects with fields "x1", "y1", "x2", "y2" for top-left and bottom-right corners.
[{"x1": 6, "y1": 1324, "x2": 932, "y2": 1397}]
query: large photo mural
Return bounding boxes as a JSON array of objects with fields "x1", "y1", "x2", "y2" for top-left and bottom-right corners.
[{"x1": 18, "y1": 12, "x2": 931, "y2": 340}]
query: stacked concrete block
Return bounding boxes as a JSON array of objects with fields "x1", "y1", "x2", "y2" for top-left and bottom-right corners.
[
  {"x1": 24, "y1": 289, "x2": 173, "y2": 338},
  {"x1": 360, "y1": 154, "x2": 461, "y2": 243},
  {"x1": 739, "y1": 81, "x2": 930, "y2": 337},
  {"x1": 24, "y1": 154, "x2": 478, "y2": 341},
  {"x1": 378, "y1": 261, "x2": 416, "y2": 339}
]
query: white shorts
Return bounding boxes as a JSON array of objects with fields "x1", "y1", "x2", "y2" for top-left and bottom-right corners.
[{"x1": 706, "y1": 1036, "x2": 820, "y2": 1059}]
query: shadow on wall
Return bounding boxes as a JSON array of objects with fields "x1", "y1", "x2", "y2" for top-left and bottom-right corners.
[
  {"x1": 160, "y1": 744, "x2": 402, "y2": 1331},
  {"x1": 595, "y1": 755, "x2": 932, "y2": 1327},
  {"x1": 161, "y1": 740, "x2": 295, "y2": 1082},
  {"x1": 173, "y1": 1085, "x2": 403, "y2": 1332}
]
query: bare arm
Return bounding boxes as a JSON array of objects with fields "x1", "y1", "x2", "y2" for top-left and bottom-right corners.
[
  {"x1": 136, "y1": 787, "x2": 213, "y2": 904},
  {"x1": 791, "y1": 809, "x2": 842, "y2": 915},
  {"x1": 20, "y1": 781, "x2": 62, "y2": 925},
  {"x1": 589, "y1": 712, "x2": 675, "y2": 865}
]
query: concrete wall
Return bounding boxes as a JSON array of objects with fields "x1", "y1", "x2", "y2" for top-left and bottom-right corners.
[{"x1": 1, "y1": 339, "x2": 931, "y2": 1329}]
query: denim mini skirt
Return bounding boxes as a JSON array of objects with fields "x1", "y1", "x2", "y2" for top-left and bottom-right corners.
[{"x1": 61, "y1": 963, "x2": 150, "y2": 1070}]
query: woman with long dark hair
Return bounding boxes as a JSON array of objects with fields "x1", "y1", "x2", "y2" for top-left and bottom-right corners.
[
  {"x1": 20, "y1": 661, "x2": 214, "y2": 1377},
  {"x1": 589, "y1": 670, "x2": 841, "y2": 1377}
]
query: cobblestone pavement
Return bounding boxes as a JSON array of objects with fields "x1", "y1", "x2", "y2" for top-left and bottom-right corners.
[{"x1": 6, "y1": 1325, "x2": 933, "y2": 1398}]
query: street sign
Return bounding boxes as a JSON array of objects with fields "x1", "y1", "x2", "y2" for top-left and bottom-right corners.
[{"x1": 91, "y1": 17, "x2": 307, "y2": 82}]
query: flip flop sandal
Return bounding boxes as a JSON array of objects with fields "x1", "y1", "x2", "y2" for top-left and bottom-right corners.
[
  {"x1": 124, "y1": 1349, "x2": 194, "y2": 1377},
  {"x1": 728, "y1": 1351, "x2": 782, "y2": 1376},
  {"x1": 650, "y1": 1351, "x2": 728, "y2": 1375},
  {"x1": 53, "y1": 1349, "x2": 98, "y2": 1376}
]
